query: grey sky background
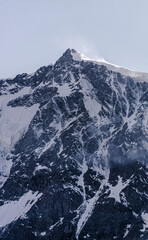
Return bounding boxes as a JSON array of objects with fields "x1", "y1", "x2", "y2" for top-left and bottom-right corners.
[{"x1": 0, "y1": 0, "x2": 148, "y2": 78}]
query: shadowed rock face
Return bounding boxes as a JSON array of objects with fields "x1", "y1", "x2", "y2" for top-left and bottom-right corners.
[{"x1": 0, "y1": 49, "x2": 148, "y2": 240}]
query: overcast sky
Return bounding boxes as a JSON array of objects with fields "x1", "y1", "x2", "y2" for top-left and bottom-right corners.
[{"x1": 0, "y1": 0, "x2": 148, "y2": 78}]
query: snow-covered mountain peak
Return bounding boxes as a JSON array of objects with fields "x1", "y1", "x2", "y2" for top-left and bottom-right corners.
[
  {"x1": 58, "y1": 48, "x2": 148, "y2": 82},
  {"x1": 0, "y1": 49, "x2": 148, "y2": 239}
]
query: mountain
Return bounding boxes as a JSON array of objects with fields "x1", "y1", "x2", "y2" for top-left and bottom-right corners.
[{"x1": 0, "y1": 49, "x2": 148, "y2": 240}]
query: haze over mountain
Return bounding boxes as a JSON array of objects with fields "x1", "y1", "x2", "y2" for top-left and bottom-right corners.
[{"x1": 0, "y1": 49, "x2": 148, "y2": 240}]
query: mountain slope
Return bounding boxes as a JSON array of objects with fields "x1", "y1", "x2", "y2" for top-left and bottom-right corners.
[{"x1": 0, "y1": 49, "x2": 148, "y2": 240}]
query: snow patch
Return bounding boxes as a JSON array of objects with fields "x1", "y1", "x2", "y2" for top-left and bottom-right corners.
[
  {"x1": 40, "y1": 232, "x2": 46, "y2": 236},
  {"x1": 0, "y1": 190, "x2": 42, "y2": 228},
  {"x1": 33, "y1": 164, "x2": 49, "y2": 174},
  {"x1": 80, "y1": 77, "x2": 101, "y2": 120},
  {"x1": 77, "y1": 130, "x2": 88, "y2": 200},
  {"x1": 0, "y1": 104, "x2": 39, "y2": 149},
  {"x1": 141, "y1": 212, "x2": 148, "y2": 232},
  {"x1": 57, "y1": 83, "x2": 72, "y2": 97},
  {"x1": 0, "y1": 86, "x2": 38, "y2": 150},
  {"x1": 108, "y1": 176, "x2": 130, "y2": 203},
  {"x1": 0, "y1": 151, "x2": 13, "y2": 189},
  {"x1": 49, "y1": 217, "x2": 64, "y2": 231},
  {"x1": 123, "y1": 224, "x2": 131, "y2": 238},
  {"x1": 0, "y1": 87, "x2": 39, "y2": 189}
]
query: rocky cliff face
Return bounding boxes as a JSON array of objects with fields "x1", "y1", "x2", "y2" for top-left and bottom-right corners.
[{"x1": 0, "y1": 49, "x2": 148, "y2": 240}]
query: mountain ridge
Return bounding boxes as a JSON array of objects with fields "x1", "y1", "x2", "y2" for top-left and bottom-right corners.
[
  {"x1": 57, "y1": 49, "x2": 148, "y2": 82},
  {"x1": 1, "y1": 49, "x2": 148, "y2": 82}
]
